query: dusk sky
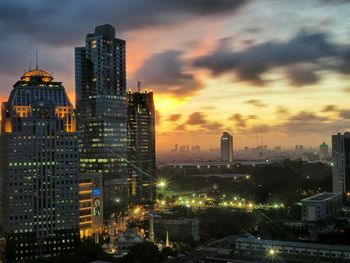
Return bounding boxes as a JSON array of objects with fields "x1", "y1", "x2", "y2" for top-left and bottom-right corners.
[{"x1": 1, "y1": 0, "x2": 350, "y2": 152}]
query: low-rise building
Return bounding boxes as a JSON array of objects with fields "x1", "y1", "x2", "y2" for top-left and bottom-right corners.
[
  {"x1": 79, "y1": 173, "x2": 104, "y2": 238},
  {"x1": 153, "y1": 217, "x2": 199, "y2": 242},
  {"x1": 234, "y1": 238, "x2": 350, "y2": 262},
  {"x1": 301, "y1": 192, "x2": 342, "y2": 222}
]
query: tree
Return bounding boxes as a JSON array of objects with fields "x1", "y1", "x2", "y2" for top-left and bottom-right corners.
[{"x1": 121, "y1": 242, "x2": 164, "y2": 263}]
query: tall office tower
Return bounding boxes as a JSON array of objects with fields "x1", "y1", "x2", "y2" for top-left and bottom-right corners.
[
  {"x1": 127, "y1": 90, "x2": 156, "y2": 201},
  {"x1": 332, "y1": 132, "x2": 350, "y2": 195},
  {"x1": 319, "y1": 142, "x2": 329, "y2": 160},
  {"x1": 0, "y1": 69, "x2": 80, "y2": 261},
  {"x1": 221, "y1": 132, "x2": 233, "y2": 162},
  {"x1": 75, "y1": 24, "x2": 127, "y2": 217}
]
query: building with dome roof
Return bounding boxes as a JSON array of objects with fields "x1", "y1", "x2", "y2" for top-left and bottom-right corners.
[{"x1": 0, "y1": 69, "x2": 80, "y2": 261}]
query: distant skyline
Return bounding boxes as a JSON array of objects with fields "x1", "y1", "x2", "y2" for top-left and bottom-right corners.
[{"x1": 1, "y1": 0, "x2": 350, "y2": 152}]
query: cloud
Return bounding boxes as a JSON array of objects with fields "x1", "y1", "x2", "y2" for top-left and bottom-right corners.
[
  {"x1": 186, "y1": 112, "x2": 206, "y2": 125},
  {"x1": 135, "y1": 50, "x2": 202, "y2": 96},
  {"x1": 229, "y1": 113, "x2": 257, "y2": 128},
  {"x1": 174, "y1": 124, "x2": 186, "y2": 131},
  {"x1": 286, "y1": 65, "x2": 319, "y2": 86},
  {"x1": 177, "y1": 111, "x2": 224, "y2": 132},
  {"x1": 239, "y1": 110, "x2": 347, "y2": 136},
  {"x1": 289, "y1": 111, "x2": 329, "y2": 122},
  {"x1": 193, "y1": 30, "x2": 348, "y2": 86},
  {"x1": 230, "y1": 113, "x2": 247, "y2": 127},
  {"x1": 167, "y1": 114, "x2": 182, "y2": 122},
  {"x1": 202, "y1": 122, "x2": 223, "y2": 130},
  {"x1": 155, "y1": 110, "x2": 161, "y2": 126},
  {"x1": 339, "y1": 110, "x2": 350, "y2": 119},
  {"x1": 245, "y1": 99, "x2": 267, "y2": 107},
  {"x1": 275, "y1": 106, "x2": 289, "y2": 116},
  {"x1": 321, "y1": 105, "x2": 338, "y2": 112},
  {"x1": 0, "y1": 0, "x2": 247, "y2": 45}
]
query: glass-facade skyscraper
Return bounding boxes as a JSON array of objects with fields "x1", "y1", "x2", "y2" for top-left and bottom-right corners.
[
  {"x1": 0, "y1": 69, "x2": 80, "y2": 261},
  {"x1": 221, "y1": 132, "x2": 233, "y2": 162},
  {"x1": 75, "y1": 24, "x2": 127, "y2": 217},
  {"x1": 127, "y1": 90, "x2": 156, "y2": 201}
]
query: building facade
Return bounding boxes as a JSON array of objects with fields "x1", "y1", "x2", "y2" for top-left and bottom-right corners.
[
  {"x1": 319, "y1": 142, "x2": 329, "y2": 160},
  {"x1": 234, "y1": 238, "x2": 350, "y2": 262},
  {"x1": 301, "y1": 192, "x2": 342, "y2": 222},
  {"x1": 79, "y1": 173, "x2": 104, "y2": 238},
  {"x1": 332, "y1": 132, "x2": 350, "y2": 195},
  {"x1": 220, "y1": 132, "x2": 233, "y2": 162},
  {"x1": 126, "y1": 90, "x2": 156, "y2": 201},
  {"x1": 153, "y1": 217, "x2": 199, "y2": 242},
  {"x1": 75, "y1": 24, "x2": 128, "y2": 217},
  {"x1": 0, "y1": 69, "x2": 80, "y2": 261}
]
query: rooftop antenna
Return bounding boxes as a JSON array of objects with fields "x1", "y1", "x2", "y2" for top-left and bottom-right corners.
[
  {"x1": 261, "y1": 122, "x2": 264, "y2": 145},
  {"x1": 137, "y1": 81, "x2": 141, "y2": 92},
  {"x1": 35, "y1": 49, "x2": 38, "y2": 70}
]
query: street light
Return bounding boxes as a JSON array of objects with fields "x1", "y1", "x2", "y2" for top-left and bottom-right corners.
[
  {"x1": 269, "y1": 248, "x2": 276, "y2": 255},
  {"x1": 156, "y1": 180, "x2": 167, "y2": 188}
]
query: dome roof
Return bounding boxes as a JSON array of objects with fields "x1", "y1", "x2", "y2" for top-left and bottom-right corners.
[{"x1": 21, "y1": 69, "x2": 53, "y2": 82}]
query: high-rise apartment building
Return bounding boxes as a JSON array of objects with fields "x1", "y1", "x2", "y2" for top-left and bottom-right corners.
[
  {"x1": 332, "y1": 132, "x2": 350, "y2": 195},
  {"x1": 127, "y1": 90, "x2": 156, "y2": 201},
  {"x1": 75, "y1": 24, "x2": 127, "y2": 216},
  {"x1": 0, "y1": 69, "x2": 80, "y2": 261},
  {"x1": 221, "y1": 132, "x2": 233, "y2": 162}
]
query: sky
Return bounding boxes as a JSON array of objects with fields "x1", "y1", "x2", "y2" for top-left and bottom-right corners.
[{"x1": 1, "y1": 0, "x2": 350, "y2": 152}]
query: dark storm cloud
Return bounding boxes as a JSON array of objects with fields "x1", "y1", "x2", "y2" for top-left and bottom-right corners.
[
  {"x1": 0, "y1": 0, "x2": 247, "y2": 45},
  {"x1": 0, "y1": 0, "x2": 248, "y2": 93},
  {"x1": 136, "y1": 50, "x2": 201, "y2": 96},
  {"x1": 193, "y1": 30, "x2": 349, "y2": 86}
]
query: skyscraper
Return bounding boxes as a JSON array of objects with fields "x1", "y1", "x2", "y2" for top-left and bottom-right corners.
[
  {"x1": 0, "y1": 69, "x2": 80, "y2": 261},
  {"x1": 75, "y1": 24, "x2": 127, "y2": 216},
  {"x1": 332, "y1": 132, "x2": 350, "y2": 195},
  {"x1": 221, "y1": 132, "x2": 233, "y2": 162},
  {"x1": 127, "y1": 89, "x2": 156, "y2": 201}
]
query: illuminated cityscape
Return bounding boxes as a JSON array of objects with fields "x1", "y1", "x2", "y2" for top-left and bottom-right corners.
[{"x1": 0, "y1": 1, "x2": 350, "y2": 263}]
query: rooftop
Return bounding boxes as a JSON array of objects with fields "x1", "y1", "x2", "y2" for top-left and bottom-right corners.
[
  {"x1": 21, "y1": 68, "x2": 53, "y2": 83},
  {"x1": 302, "y1": 192, "x2": 341, "y2": 202}
]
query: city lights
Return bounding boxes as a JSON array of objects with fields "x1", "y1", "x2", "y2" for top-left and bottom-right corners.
[{"x1": 156, "y1": 179, "x2": 167, "y2": 188}]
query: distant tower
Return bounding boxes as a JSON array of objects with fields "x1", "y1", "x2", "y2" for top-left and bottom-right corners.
[
  {"x1": 165, "y1": 230, "x2": 170, "y2": 247},
  {"x1": 149, "y1": 214, "x2": 155, "y2": 242},
  {"x1": 221, "y1": 132, "x2": 233, "y2": 162},
  {"x1": 319, "y1": 142, "x2": 329, "y2": 160}
]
